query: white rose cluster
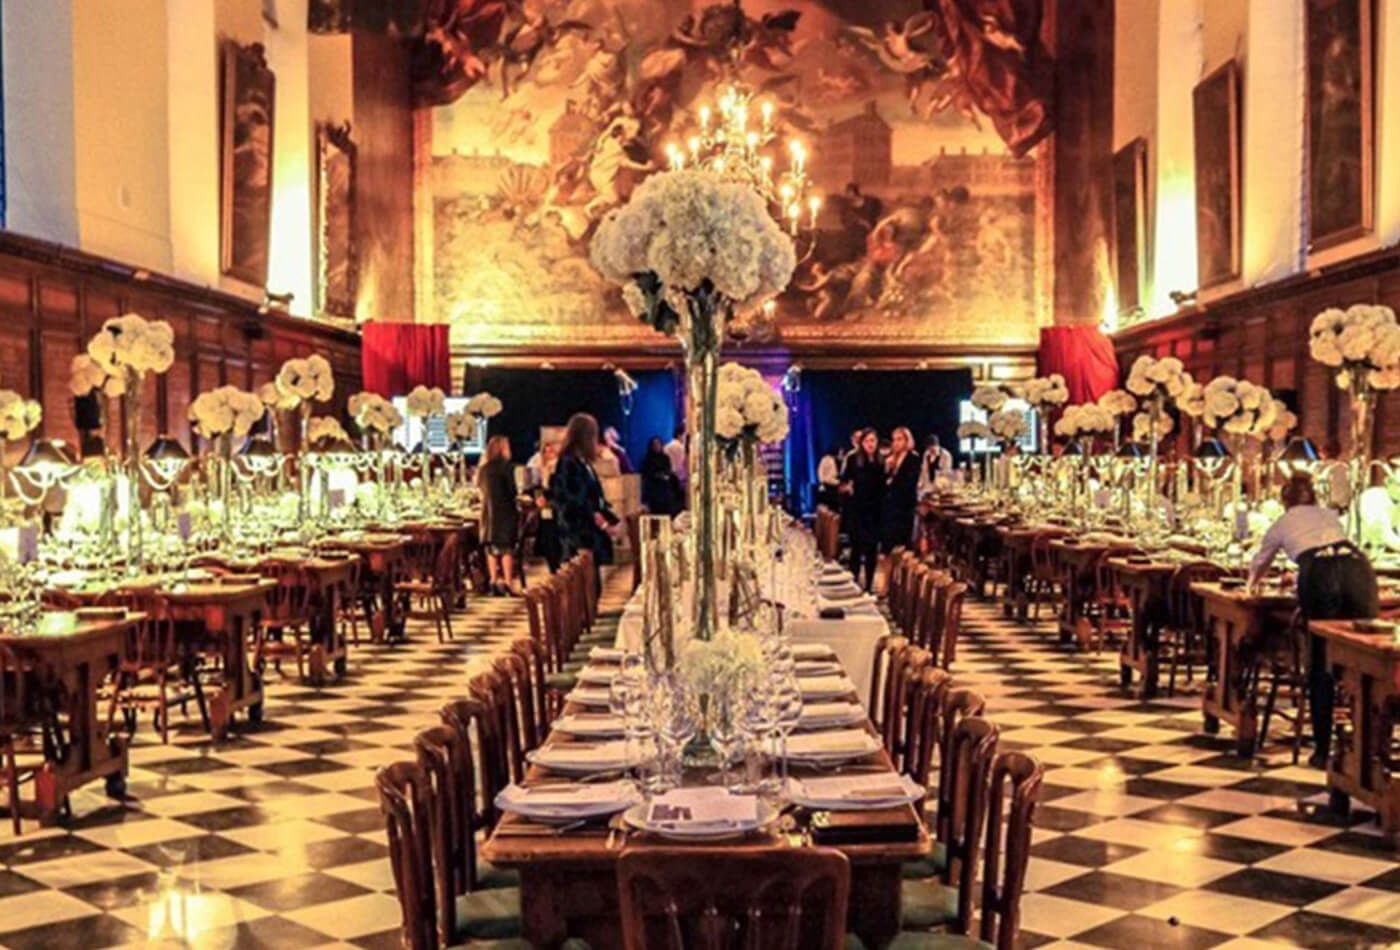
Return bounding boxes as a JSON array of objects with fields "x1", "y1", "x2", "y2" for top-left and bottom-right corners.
[
  {"x1": 307, "y1": 416, "x2": 350, "y2": 446},
  {"x1": 74, "y1": 313, "x2": 176, "y2": 397},
  {"x1": 590, "y1": 169, "x2": 797, "y2": 313},
  {"x1": 1097, "y1": 389, "x2": 1138, "y2": 417},
  {"x1": 405, "y1": 385, "x2": 447, "y2": 419},
  {"x1": 273, "y1": 355, "x2": 335, "y2": 407},
  {"x1": 1053, "y1": 403, "x2": 1115, "y2": 440},
  {"x1": 1131, "y1": 411, "x2": 1174, "y2": 443},
  {"x1": 1021, "y1": 373, "x2": 1069, "y2": 409},
  {"x1": 189, "y1": 386, "x2": 264, "y2": 439},
  {"x1": 988, "y1": 408, "x2": 1029, "y2": 445},
  {"x1": 971, "y1": 383, "x2": 1016, "y2": 413},
  {"x1": 957, "y1": 421, "x2": 990, "y2": 441},
  {"x1": 445, "y1": 411, "x2": 478, "y2": 443},
  {"x1": 1194, "y1": 376, "x2": 1270, "y2": 435},
  {"x1": 0, "y1": 390, "x2": 42, "y2": 441},
  {"x1": 258, "y1": 380, "x2": 300, "y2": 411},
  {"x1": 1125, "y1": 355, "x2": 1192, "y2": 402},
  {"x1": 464, "y1": 391, "x2": 503, "y2": 418},
  {"x1": 1175, "y1": 380, "x2": 1206, "y2": 418},
  {"x1": 348, "y1": 392, "x2": 403, "y2": 435},
  {"x1": 1308, "y1": 304, "x2": 1400, "y2": 390},
  {"x1": 715, "y1": 363, "x2": 789, "y2": 445}
]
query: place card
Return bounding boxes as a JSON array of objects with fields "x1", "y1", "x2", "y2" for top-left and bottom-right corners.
[{"x1": 645, "y1": 788, "x2": 756, "y2": 828}]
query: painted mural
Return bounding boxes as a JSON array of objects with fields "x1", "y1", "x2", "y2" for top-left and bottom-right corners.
[{"x1": 423, "y1": 0, "x2": 1049, "y2": 349}]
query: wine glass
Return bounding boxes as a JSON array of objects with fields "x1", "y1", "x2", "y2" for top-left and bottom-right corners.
[
  {"x1": 653, "y1": 673, "x2": 697, "y2": 792},
  {"x1": 708, "y1": 689, "x2": 742, "y2": 791},
  {"x1": 739, "y1": 685, "x2": 780, "y2": 796},
  {"x1": 772, "y1": 670, "x2": 803, "y2": 794}
]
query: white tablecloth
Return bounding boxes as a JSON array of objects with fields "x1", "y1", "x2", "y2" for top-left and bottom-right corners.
[{"x1": 614, "y1": 577, "x2": 887, "y2": 709}]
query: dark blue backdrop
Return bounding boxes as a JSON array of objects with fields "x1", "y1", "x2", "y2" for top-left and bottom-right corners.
[
  {"x1": 463, "y1": 367, "x2": 678, "y2": 467},
  {"x1": 785, "y1": 369, "x2": 974, "y2": 511}
]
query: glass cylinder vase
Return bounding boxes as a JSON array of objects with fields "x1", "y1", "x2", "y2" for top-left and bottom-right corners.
[
  {"x1": 121, "y1": 380, "x2": 145, "y2": 576},
  {"x1": 680, "y1": 289, "x2": 723, "y2": 643}
]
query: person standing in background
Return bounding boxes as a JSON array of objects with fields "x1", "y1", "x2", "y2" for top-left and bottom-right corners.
[
  {"x1": 477, "y1": 435, "x2": 523, "y2": 596},
  {"x1": 841, "y1": 428, "x2": 884, "y2": 592},
  {"x1": 551, "y1": 413, "x2": 617, "y2": 594},
  {"x1": 529, "y1": 440, "x2": 562, "y2": 572},
  {"x1": 881, "y1": 427, "x2": 922, "y2": 563},
  {"x1": 603, "y1": 427, "x2": 633, "y2": 474},
  {"x1": 641, "y1": 436, "x2": 682, "y2": 515},
  {"x1": 664, "y1": 424, "x2": 688, "y2": 502},
  {"x1": 917, "y1": 433, "x2": 953, "y2": 497},
  {"x1": 816, "y1": 443, "x2": 843, "y2": 510}
]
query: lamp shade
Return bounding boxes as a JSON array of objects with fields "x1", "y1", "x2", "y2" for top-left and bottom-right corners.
[
  {"x1": 17, "y1": 438, "x2": 75, "y2": 472},
  {"x1": 239, "y1": 436, "x2": 279, "y2": 459},
  {"x1": 145, "y1": 435, "x2": 191, "y2": 464},
  {"x1": 1192, "y1": 438, "x2": 1232, "y2": 461},
  {"x1": 1280, "y1": 436, "x2": 1321, "y2": 465},
  {"x1": 1115, "y1": 441, "x2": 1149, "y2": 460},
  {"x1": 1061, "y1": 440, "x2": 1085, "y2": 457}
]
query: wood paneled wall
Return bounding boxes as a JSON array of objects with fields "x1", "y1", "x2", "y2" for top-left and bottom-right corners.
[
  {"x1": 1113, "y1": 247, "x2": 1399, "y2": 459},
  {"x1": 0, "y1": 232, "x2": 361, "y2": 455}
]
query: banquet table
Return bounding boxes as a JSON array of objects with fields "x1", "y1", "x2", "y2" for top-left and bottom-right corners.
[
  {"x1": 1050, "y1": 536, "x2": 1138, "y2": 648},
  {"x1": 1107, "y1": 556, "x2": 1180, "y2": 697},
  {"x1": 321, "y1": 533, "x2": 409, "y2": 642},
  {"x1": 1192, "y1": 580, "x2": 1400, "y2": 757},
  {"x1": 480, "y1": 649, "x2": 929, "y2": 948},
  {"x1": 997, "y1": 523, "x2": 1069, "y2": 621},
  {"x1": 1310, "y1": 617, "x2": 1400, "y2": 844},
  {"x1": 1, "y1": 610, "x2": 140, "y2": 822},
  {"x1": 198, "y1": 550, "x2": 358, "y2": 683}
]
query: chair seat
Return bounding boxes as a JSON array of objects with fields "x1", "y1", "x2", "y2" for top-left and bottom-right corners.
[
  {"x1": 901, "y1": 878, "x2": 959, "y2": 929},
  {"x1": 901, "y1": 842, "x2": 948, "y2": 879},
  {"x1": 545, "y1": 671, "x2": 578, "y2": 691},
  {"x1": 455, "y1": 887, "x2": 523, "y2": 940}
]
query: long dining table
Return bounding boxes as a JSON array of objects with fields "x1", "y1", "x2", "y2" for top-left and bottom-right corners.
[{"x1": 479, "y1": 643, "x2": 930, "y2": 949}]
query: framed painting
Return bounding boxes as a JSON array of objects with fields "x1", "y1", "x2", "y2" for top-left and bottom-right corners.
[
  {"x1": 315, "y1": 121, "x2": 358, "y2": 317},
  {"x1": 1306, "y1": 0, "x2": 1373, "y2": 250},
  {"x1": 1112, "y1": 138, "x2": 1149, "y2": 315},
  {"x1": 220, "y1": 40, "x2": 276, "y2": 286},
  {"x1": 1192, "y1": 61, "x2": 1241, "y2": 290}
]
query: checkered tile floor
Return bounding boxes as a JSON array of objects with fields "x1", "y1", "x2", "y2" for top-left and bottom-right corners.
[
  {"x1": 953, "y1": 598, "x2": 1400, "y2": 950},
  {"x1": 0, "y1": 567, "x2": 634, "y2": 950},
  {"x1": 3, "y1": 572, "x2": 1396, "y2": 949}
]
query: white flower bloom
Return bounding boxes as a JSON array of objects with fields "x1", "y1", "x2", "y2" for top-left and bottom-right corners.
[
  {"x1": 305, "y1": 355, "x2": 335, "y2": 402},
  {"x1": 971, "y1": 384, "x2": 1009, "y2": 412},
  {"x1": 405, "y1": 385, "x2": 446, "y2": 418},
  {"x1": 1131, "y1": 411, "x2": 1173, "y2": 442},
  {"x1": 190, "y1": 385, "x2": 264, "y2": 439},
  {"x1": 307, "y1": 416, "x2": 349, "y2": 445},
  {"x1": 70, "y1": 354, "x2": 109, "y2": 397},
  {"x1": 958, "y1": 421, "x2": 990, "y2": 440},
  {"x1": 0, "y1": 391, "x2": 42, "y2": 440},
  {"x1": 1097, "y1": 389, "x2": 1137, "y2": 416},
  {"x1": 445, "y1": 411, "x2": 478, "y2": 442}
]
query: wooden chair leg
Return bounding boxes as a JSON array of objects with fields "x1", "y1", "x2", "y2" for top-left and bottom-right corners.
[
  {"x1": 159, "y1": 679, "x2": 170, "y2": 745},
  {"x1": 5, "y1": 741, "x2": 19, "y2": 835}
]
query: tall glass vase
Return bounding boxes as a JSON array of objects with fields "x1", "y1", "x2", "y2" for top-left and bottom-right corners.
[
  {"x1": 1346, "y1": 380, "x2": 1374, "y2": 543},
  {"x1": 680, "y1": 291, "x2": 723, "y2": 644},
  {"x1": 121, "y1": 381, "x2": 145, "y2": 576},
  {"x1": 218, "y1": 434, "x2": 234, "y2": 543},
  {"x1": 297, "y1": 406, "x2": 311, "y2": 523}
]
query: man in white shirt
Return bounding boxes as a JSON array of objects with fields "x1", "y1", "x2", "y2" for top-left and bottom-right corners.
[
  {"x1": 664, "y1": 424, "x2": 687, "y2": 498},
  {"x1": 816, "y1": 444, "x2": 842, "y2": 510},
  {"x1": 917, "y1": 434, "x2": 953, "y2": 497}
]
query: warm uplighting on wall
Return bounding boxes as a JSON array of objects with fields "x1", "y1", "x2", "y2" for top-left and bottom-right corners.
[{"x1": 1151, "y1": 174, "x2": 1199, "y2": 318}]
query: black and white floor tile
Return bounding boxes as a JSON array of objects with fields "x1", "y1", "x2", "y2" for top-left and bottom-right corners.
[{"x1": 1, "y1": 571, "x2": 1396, "y2": 948}]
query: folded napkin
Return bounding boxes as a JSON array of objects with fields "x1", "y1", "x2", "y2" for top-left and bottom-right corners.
[
  {"x1": 793, "y1": 643, "x2": 837, "y2": 661},
  {"x1": 790, "y1": 773, "x2": 922, "y2": 809},
  {"x1": 786, "y1": 728, "x2": 880, "y2": 759},
  {"x1": 553, "y1": 713, "x2": 626, "y2": 737},
  {"x1": 798, "y1": 702, "x2": 866, "y2": 729},
  {"x1": 497, "y1": 780, "x2": 636, "y2": 810},
  {"x1": 795, "y1": 660, "x2": 843, "y2": 678},
  {"x1": 819, "y1": 590, "x2": 876, "y2": 609},
  {"x1": 589, "y1": 646, "x2": 625, "y2": 663},
  {"x1": 564, "y1": 687, "x2": 612, "y2": 707},
  {"x1": 527, "y1": 740, "x2": 632, "y2": 770},
  {"x1": 799, "y1": 675, "x2": 858, "y2": 700},
  {"x1": 575, "y1": 665, "x2": 617, "y2": 685}
]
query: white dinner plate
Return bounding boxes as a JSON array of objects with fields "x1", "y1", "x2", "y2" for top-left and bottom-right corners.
[{"x1": 621, "y1": 799, "x2": 779, "y2": 841}]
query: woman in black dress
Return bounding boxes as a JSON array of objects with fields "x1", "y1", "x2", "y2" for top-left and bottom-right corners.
[
  {"x1": 640, "y1": 436, "x2": 681, "y2": 516},
  {"x1": 477, "y1": 435, "x2": 521, "y2": 595},
  {"x1": 881, "y1": 426, "x2": 921, "y2": 556},
  {"x1": 550, "y1": 413, "x2": 617, "y2": 594},
  {"x1": 840, "y1": 428, "x2": 884, "y2": 592}
]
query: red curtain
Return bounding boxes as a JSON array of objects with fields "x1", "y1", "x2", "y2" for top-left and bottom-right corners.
[
  {"x1": 361, "y1": 322, "x2": 452, "y2": 397},
  {"x1": 1038, "y1": 325, "x2": 1120, "y2": 405}
]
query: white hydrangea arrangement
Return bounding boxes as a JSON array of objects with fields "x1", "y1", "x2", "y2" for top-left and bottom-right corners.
[
  {"x1": 971, "y1": 382, "x2": 1017, "y2": 413},
  {"x1": 1053, "y1": 403, "x2": 1115, "y2": 441},
  {"x1": 258, "y1": 380, "x2": 300, "y2": 412},
  {"x1": 1125, "y1": 355, "x2": 1192, "y2": 402},
  {"x1": 1021, "y1": 374, "x2": 1069, "y2": 409},
  {"x1": 445, "y1": 412, "x2": 478, "y2": 444},
  {"x1": 189, "y1": 386, "x2": 264, "y2": 440},
  {"x1": 72, "y1": 312, "x2": 176, "y2": 398},
  {"x1": 348, "y1": 392, "x2": 403, "y2": 437},
  {"x1": 1131, "y1": 411, "x2": 1174, "y2": 443},
  {"x1": 307, "y1": 416, "x2": 349, "y2": 446},
  {"x1": 1195, "y1": 377, "x2": 1274, "y2": 435},
  {"x1": 678, "y1": 627, "x2": 767, "y2": 697},
  {"x1": 1097, "y1": 389, "x2": 1138, "y2": 417},
  {"x1": 715, "y1": 363, "x2": 789, "y2": 445},
  {"x1": 273, "y1": 355, "x2": 335, "y2": 407},
  {"x1": 404, "y1": 385, "x2": 447, "y2": 419},
  {"x1": 988, "y1": 408, "x2": 1029, "y2": 448},
  {"x1": 464, "y1": 391, "x2": 504, "y2": 419},
  {"x1": 590, "y1": 169, "x2": 797, "y2": 333},
  {"x1": 0, "y1": 390, "x2": 42, "y2": 441},
  {"x1": 957, "y1": 421, "x2": 990, "y2": 441},
  {"x1": 1308, "y1": 304, "x2": 1400, "y2": 391}
]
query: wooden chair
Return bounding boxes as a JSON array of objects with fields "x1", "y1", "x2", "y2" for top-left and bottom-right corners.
[
  {"x1": 395, "y1": 532, "x2": 461, "y2": 643},
  {"x1": 510, "y1": 636, "x2": 552, "y2": 750},
  {"x1": 254, "y1": 560, "x2": 315, "y2": 679},
  {"x1": 0, "y1": 644, "x2": 28, "y2": 834},
  {"x1": 104, "y1": 590, "x2": 205, "y2": 744},
  {"x1": 889, "y1": 751, "x2": 1044, "y2": 950},
  {"x1": 618, "y1": 847, "x2": 851, "y2": 950},
  {"x1": 903, "y1": 667, "x2": 953, "y2": 796},
  {"x1": 936, "y1": 581, "x2": 969, "y2": 670},
  {"x1": 867, "y1": 635, "x2": 908, "y2": 738},
  {"x1": 1162, "y1": 561, "x2": 1225, "y2": 695},
  {"x1": 883, "y1": 646, "x2": 933, "y2": 770},
  {"x1": 935, "y1": 689, "x2": 987, "y2": 844},
  {"x1": 901, "y1": 716, "x2": 999, "y2": 934},
  {"x1": 1027, "y1": 533, "x2": 1060, "y2": 620},
  {"x1": 376, "y1": 762, "x2": 440, "y2": 950}
]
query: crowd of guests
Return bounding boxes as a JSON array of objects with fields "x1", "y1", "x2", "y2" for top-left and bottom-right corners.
[{"x1": 817, "y1": 428, "x2": 955, "y2": 592}]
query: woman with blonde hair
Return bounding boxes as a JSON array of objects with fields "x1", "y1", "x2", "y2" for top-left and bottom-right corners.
[
  {"x1": 477, "y1": 434, "x2": 522, "y2": 595},
  {"x1": 880, "y1": 426, "x2": 921, "y2": 556}
]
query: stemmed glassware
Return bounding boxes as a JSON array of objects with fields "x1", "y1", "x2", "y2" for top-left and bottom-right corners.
[
  {"x1": 708, "y1": 688, "x2": 743, "y2": 791},
  {"x1": 651, "y1": 672, "x2": 697, "y2": 794},
  {"x1": 771, "y1": 664, "x2": 803, "y2": 794}
]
